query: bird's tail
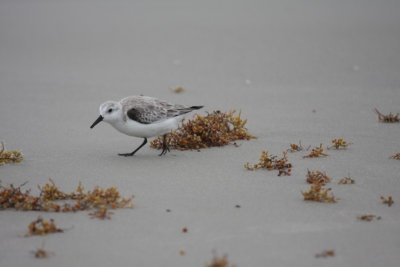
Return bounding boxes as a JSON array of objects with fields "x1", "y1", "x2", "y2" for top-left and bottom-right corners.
[
  {"x1": 190, "y1": 106, "x2": 203, "y2": 110},
  {"x1": 173, "y1": 105, "x2": 203, "y2": 117}
]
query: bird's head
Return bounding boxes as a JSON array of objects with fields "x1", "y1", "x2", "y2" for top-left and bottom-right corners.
[{"x1": 90, "y1": 101, "x2": 122, "y2": 128}]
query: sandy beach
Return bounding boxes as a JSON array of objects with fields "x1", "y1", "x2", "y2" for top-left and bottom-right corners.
[{"x1": 1, "y1": 0, "x2": 400, "y2": 266}]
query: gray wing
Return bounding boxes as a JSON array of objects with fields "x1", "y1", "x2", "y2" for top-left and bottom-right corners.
[{"x1": 121, "y1": 96, "x2": 199, "y2": 124}]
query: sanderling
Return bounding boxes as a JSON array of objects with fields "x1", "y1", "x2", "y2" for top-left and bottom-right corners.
[{"x1": 90, "y1": 95, "x2": 203, "y2": 156}]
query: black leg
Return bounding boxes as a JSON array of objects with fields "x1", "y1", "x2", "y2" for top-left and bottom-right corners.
[
  {"x1": 118, "y1": 138, "x2": 147, "y2": 157},
  {"x1": 159, "y1": 134, "x2": 170, "y2": 156}
]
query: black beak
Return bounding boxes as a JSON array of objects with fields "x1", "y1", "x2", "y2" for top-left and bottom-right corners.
[{"x1": 90, "y1": 115, "x2": 103, "y2": 129}]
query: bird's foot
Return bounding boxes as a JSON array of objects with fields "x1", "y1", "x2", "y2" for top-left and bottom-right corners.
[
  {"x1": 159, "y1": 145, "x2": 170, "y2": 156},
  {"x1": 118, "y1": 152, "x2": 135, "y2": 157}
]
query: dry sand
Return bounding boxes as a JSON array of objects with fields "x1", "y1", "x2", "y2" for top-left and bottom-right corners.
[{"x1": 1, "y1": 0, "x2": 400, "y2": 266}]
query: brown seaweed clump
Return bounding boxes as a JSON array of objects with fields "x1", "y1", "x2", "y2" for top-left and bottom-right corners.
[
  {"x1": 32, "y1": 243, "x2": 53, "y2": 259},
  {"x1": 0, "y1": 180, "x2": 133, "y2": 217},
  {"x1": 0, "y1": 182, "x2": 43, "y2": 211},
  {"x1": 150, "y1": 110, "x2": 255, "y2": 150},
  {"x1": 38, "y1": 178, "x2": 69, "y2": 201},
  {"x1": 390, "y1": 153, "x2": 400, "y2": 160},
  {"x1": 73, "y1": 185, "x2": 133, "y2": 211},
  {"x1": 338, "y1": 176, "x2": 355, "y2": 185},
  {"x1": 306, "y1": 169, "x2": 331, "y2": 185},
  {"x1": 33, "y1": 247, "x2": 51, "y2": 259},
  {"x1": 380, "y1": 195, "x2": 394, "y2": 207},
  {"x1": 244, "y1": 150, "x2": 292, "y2": 176},
  {"x1": 315, "y1": 250, "x2": 335, "y2": 258},
  {"x1": 206, "y1": 254, "x2": 235, "y2": 267},
  {"x1": 374, "y1": 108, "x2": 399, "y2": 123},
  {"x1": 287, "y1": 141, "x2": 310, "y2": 153},
  {"x1": 303, "y1": 144, "x2": 328, "y2": 158},
  {"x1": 26, "y1": 216, "x2": 63, "y2": 237},
  {"x1": 357, "y1": 214, "x2": 381, "y2": 222},
  {"x1": 89, "y1": 207, "x2": 113, "y2": 220},
  {"x1": 170, "y1": 86, "x2": 186, "y2": 94},
  {"x1": 327, "y1": 138, "x2": 352, "y2": 150},
  {"x1": 302, "y1": 184, "x2": 337, "y2": 203},
  {"x1": 0, "y1": 142, "x2": 23, "y2": 166}
]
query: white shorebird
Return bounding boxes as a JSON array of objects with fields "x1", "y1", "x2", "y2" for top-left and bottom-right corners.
[{"x1": 90, "y1": 95, "x2": 203, "y2": 156}]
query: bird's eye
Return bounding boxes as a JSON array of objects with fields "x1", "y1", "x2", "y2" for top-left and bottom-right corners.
[{"x1": 107, "y1": 108, "x2": 113, "y2": 113}]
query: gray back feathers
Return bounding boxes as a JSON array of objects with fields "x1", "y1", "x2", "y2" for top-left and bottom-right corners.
[{"x1": 120, "y1": 96, "x2": 202, "y2": 124}]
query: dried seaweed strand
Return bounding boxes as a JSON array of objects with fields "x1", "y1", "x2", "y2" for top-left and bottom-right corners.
[
  {"x1": 89, "y1": 207, "x2": 114, "y2": 220},
  {"x1": 302, "y1": 184, "x2": 337, "y2": 203},
  {"x1": 33, "y1": 247, "x2": 51, "y2": 259},
  {"x1": 380, "y1": 195, "x2": 394, "y2": 207},
  {"x1": 390, "y1": 153, "x2": 400, "y2": 160},
  {"x1": 287, "y1": 141, "x2": 310, "y2": 153},
  {"x1": 306, "y1": 169, "x2": 331, "y2": 185},
  {"x1": 32, "y1": 242, "x2": 53, "y2": 259},
  {"x1": 338, "y1": 176, "x2": 355, "y2": 184},
  {"x1": 245, "y1": 150, "x2": 292, "y2": 176},
  {"x1": 327, "y1": 138, "x2": 352, "y2": 150},
  {"x1": 0, "y1": 142, "x2": 23, "y2": 165},
  {"x1": 25, "y1": 216, "x2": 63, "y2": 237},
  {"x1": 0, "y1": 180, "x2": 133, "y2": 216},
  {"x1": 357, "y1": 214, "x2": 381, "y2": 221},
  {"x1": 206, "y1": 254, "x2": 235, "y2": 267},
  {"x1": 375, "y1": 108, "x2": 399, "y2": 123},
  {"x1": 170, "y1": 86, "x2": 185, "y2": 93},
  {"x1": 303, "y1": 144, "x2": 328, "y2": 158},
  {"x1": 315, "y1": 250, "x2": 335, "y2": 258}
]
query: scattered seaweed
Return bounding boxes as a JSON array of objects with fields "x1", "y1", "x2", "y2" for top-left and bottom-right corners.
[
  {"x1": 338, "y1": 176, "x2": 355, "y2": 185},
  {"x1": 38, "y1": 178, "x2": 69, "y2": 201},
  {"x1": 374, "y1": 108, "x2": 399, "y2": 123},
  {"x1": 170, "y1": 86, "x2": 186, "y2": 93},
  {"x1": 357, "y1": 214, "x2": 381, "y2": 222},
  {"x1": 206, "y1": 254, "x2": 235, "y2": 267},
  {"x1": 327, "y1": 138, "x2": 352, "y2": 150},
  {"x1": 390, "y1": 153, "x2": 400, "y2": 160},
  {"x1": 306, "y1": 169, "x2": 331, "y2": 185},
  {"x1": 26, "y1": 216, "x2": 63, "y2": 237},
  {"x1": 315, "y1": 250, "x2": 335, "y2": 258},
  {"x1": 0, "y1": 181, "x2": 43, "y2": 211},
  {"x1": 244, "y1": 150, "x2": 292, "y2": 176},
  {"x1": 287, "y1": 141, "x2": 310, "y2": 153},
  {"x1": 380, "y1": 195, "x2": 394, "y2": 207},
  {"x1": 150, "y1": 110, "x2": 255, "y2": 150},
  {"x1": 75, "y1": 185, "x2": 133, "y2": 210},
  {"x1": 0, "y1": 142, "x2": 23, "y2": 166},
  {"x1": 0, "y1": 180, "x2": 133, "y2": 216},
  {"x1": 303, "y1": 144, "x2": 328, "y2": 158},
  {"x1": 32, "y1": 242, "x2": 53, "y2": 259},
  {"x1": 89, "y1": 207, "x2": 114, "y2": 220},
  {"x1": 302, "y1": 184, "x2": 337, "y2": 203},
  {"x1": 244, "y1": 151, "x2": 272, "y2": 171},
  {"x1": 33, "y1": 247, "x2": 51, "y2": 259}
]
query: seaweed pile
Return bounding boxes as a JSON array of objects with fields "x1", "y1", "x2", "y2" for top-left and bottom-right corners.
[{"x1": 151, "y1": 111, "x2": 255, "y2": 150}]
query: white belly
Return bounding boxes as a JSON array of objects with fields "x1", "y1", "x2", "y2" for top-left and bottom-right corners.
[{"x1": 111, "y1": 117, "x2": 179, "y2": 138}]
